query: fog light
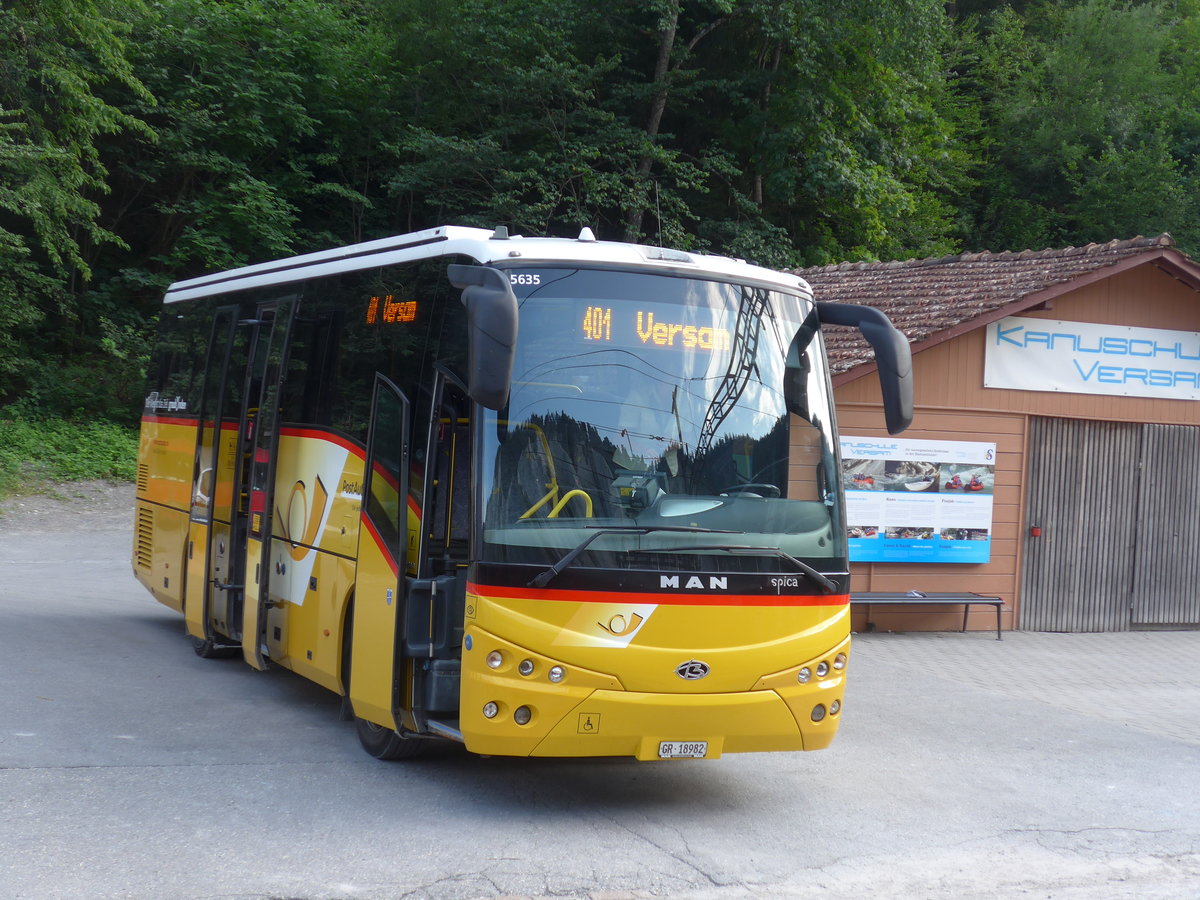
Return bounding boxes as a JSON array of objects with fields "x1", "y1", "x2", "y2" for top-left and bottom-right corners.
[
  {"x1": 514, "y1": 705, "x2": 532, "y2": 725},
  {"x1": 811, "y1": 704, "x2": 826, "y2": 722},
  {"x1": 816, "y1": 661, "x2": 829, "y2": 677},
  {"x1": 548, "y1": 665, "x2": 565, "y2": 683},
  {"x1": 518, "y1": 659, "x2": 535, "y2": 677},
  {"x1": 833, "y1": 652, "x2": 847, "y2": 670},
  {"x1": 486, "y1": 651, "x2": 504, "y2": 669},
  {"x1": 482, "y1": 701, "x2": 499, "y2": 719},
  {"x1": 797, "y1": 667, "x2": 812, "y2": 684},
  {"x1": 830, "y1": 699, "x2": 841, "y2": 715}
]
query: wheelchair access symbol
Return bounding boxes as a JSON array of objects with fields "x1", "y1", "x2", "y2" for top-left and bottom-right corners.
[{"x1": 577, "y1": 713, "x2": 601, "y2": 735}]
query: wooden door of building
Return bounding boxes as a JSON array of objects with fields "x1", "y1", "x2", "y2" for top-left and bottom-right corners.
[{"x1": 1022, "y1": 417, "x2": 1200, "y2": 631}]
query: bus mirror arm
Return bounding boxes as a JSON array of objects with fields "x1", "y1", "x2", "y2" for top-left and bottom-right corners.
[
  {"x1": 447, "y1": 264, "x2": 519, "y2": 410},
  {"x1": 816, "y1": 302, "x2": 913, "y2": 435}
]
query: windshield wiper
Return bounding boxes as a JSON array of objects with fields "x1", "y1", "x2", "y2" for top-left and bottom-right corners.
[
  {"x1": 528, "y1": 525, "x2": 741, "y2": 588},
  {"x1": 645, "y1": 545, "x2": 841, "y2": 594}
]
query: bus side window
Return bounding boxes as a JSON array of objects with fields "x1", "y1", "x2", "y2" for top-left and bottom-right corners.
[
  {"x1": 364, "y1": 378, "x2": 409, "y2": 562},
  {"x1": 280, "y1": 308, "x2": 340, "y2": 428}
]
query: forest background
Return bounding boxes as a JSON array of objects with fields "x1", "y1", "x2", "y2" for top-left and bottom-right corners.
[{"x1": 2, "y1": 0, "x2": 1200, "y2": 489}]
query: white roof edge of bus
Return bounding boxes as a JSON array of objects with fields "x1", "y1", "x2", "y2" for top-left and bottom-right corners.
[{"x1": 163, "y1": 225, "x2": 810, "y2": 304}]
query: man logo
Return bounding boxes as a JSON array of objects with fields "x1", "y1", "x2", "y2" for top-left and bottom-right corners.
[
  {"x1": 660, "y1": 575, "x2": 728, "y2": 590},
  {"x1": 675, "y1": 659, "x2": 710, "y2": 680}
]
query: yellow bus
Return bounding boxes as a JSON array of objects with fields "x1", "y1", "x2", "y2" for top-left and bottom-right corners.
[{"x1": 133, "y1": 225, "x2": 911, "y2": 760}]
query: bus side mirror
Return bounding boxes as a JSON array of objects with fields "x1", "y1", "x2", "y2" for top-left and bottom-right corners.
[
  {"x1": 816, "y1": 302, "x2": 913, "y2": 435},
  {"x1": 447, "y1": 264, "x2": 518, "y2": 410}
]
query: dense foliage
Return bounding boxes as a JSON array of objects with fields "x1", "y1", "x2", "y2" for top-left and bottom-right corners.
[
  {"x1": 0, "y1": 414, "x2": 138, "y2": 493},
  {"x1": 2, "y1": 0, "x2": 1199, "y2": 426}
]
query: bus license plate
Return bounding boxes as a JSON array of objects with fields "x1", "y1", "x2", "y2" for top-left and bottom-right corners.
[{"x1": 658, "y1": 741, "x2": 707, "y2": 759}]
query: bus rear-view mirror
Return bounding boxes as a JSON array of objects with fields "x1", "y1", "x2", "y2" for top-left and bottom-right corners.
[
  {"x1": 447, "y1": 264, "x2": 519, "y2": 410},
  {"x1": 816, "y1": 301, "x2": 913, "y2": 434}
]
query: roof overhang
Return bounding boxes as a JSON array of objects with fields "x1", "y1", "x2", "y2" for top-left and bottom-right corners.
[{"x1": 832, "y1": 248, "x2": 1200, "y2": 387}]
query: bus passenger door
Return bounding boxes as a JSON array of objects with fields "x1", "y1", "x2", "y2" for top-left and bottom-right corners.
[
  {"x1": 349, "y1": 376, "x2": 411, "y2": 728},
  {"x1": 404, "y1": 374, "x2": 471, "y2": 725},
  {"x1": 240, "y1": 300, "x2": 296, "y2": 670},
  {"x1": 184, "y1": 306, "x2": 243, "y2": 647}
]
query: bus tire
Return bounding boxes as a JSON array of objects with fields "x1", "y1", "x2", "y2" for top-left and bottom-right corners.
[{"x1": 354, "y1": 717, "x2": 428, "y2": 760}]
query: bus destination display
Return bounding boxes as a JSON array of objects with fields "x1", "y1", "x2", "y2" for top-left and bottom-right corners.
[
  {"x1": 365, "y1": 294, "x2": 418, "y2": 325},
  {"x1": 579, "y1": 302, "x2": 731, "y2": 352}
]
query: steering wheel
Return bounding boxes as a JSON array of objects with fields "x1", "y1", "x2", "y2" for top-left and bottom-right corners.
[{"x1": 719, "y1": 483, "x2": 782, "y2": 498}]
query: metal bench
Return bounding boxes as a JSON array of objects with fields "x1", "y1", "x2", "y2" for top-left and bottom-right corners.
[{"x1": 850, "y1": 591, "x2": 1005, "y2": 640}]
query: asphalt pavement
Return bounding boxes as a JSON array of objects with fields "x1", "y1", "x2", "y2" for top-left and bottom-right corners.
[{"x1": 1, "y1": 486, "x2": 1198, "y2": 899}]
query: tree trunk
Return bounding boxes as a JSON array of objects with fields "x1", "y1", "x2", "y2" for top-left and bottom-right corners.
[{"x1": 623, "y1": 0, "x2": 680, "y2": 243}]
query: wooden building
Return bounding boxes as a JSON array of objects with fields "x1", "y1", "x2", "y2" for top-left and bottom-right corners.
[{"x1": 798, "y1": 234, "x2": 1200, "y2": 633}]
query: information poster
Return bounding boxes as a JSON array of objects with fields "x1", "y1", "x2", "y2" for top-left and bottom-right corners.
[{"x1": 839, "y1": 436, "x2": 996, "y2": 564}]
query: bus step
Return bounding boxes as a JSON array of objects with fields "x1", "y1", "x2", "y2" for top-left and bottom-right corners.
[{"x1": 426, "y1": 719, "x2": 463, "y2": 743}]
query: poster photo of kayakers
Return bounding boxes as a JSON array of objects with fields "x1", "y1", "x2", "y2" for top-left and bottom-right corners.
[
  {"x1": 938, "y1": 463, "x2": 994, "y2": 495},
  {"x1": 839, "y1": 436, "x2": 997, "y2": 563}
]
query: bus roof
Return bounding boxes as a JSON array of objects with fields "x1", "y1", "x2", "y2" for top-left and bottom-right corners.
[{"x1": 163, "y1": 226, "x2": 810, "y2": 303}]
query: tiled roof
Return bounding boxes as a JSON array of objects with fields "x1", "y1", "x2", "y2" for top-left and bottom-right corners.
[{"x1": 794, "y1": 234, "x2": 1187, "y2": 376}]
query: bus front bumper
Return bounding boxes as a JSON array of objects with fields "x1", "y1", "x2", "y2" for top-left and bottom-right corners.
[{"x1": 459, "y1": 635, "x2": 847, "y2": 760}]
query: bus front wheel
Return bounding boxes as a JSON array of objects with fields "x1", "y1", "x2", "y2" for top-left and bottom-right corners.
[{"x1": 354, "y1": 717, "x2": 428, "y2": 760}]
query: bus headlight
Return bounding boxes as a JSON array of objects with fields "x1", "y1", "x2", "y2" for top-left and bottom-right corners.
[
  {"x1": 548, "y1": 665, "x2": 565, "y2": 683},
  {"x1": 518, "y1": 659, "x2": 535, "y2": 676},
  {"x1": 513, "y1": 705, "x2": 532, "y2": 726},
  {"x1": 486, "y1": 651, "x2": 504, "y2": 669},
  {"x1": 816, "y1": 661, "x2": 829, "y2": 677},
  {"x1": 482, "y1": 701, "x2": 499, "y2": 719},
  {"x1": 797, "y1": 667, "x2": 812, "y2": 684},
  {"x1": 833, "y1": 653, "x2": 847, "y2": 670}
]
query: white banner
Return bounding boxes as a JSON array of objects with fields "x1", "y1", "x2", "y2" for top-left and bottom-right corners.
[{"x1": 984, "y1": 316, "x2": 1200, "y2": 401}]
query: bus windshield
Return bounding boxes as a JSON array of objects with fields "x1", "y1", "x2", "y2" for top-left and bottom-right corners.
[{"x1": 479, "y1": 266, "x2": 844, "y2": 578}]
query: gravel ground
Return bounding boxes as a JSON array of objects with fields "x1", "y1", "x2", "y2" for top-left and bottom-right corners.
[{"x1": 0, "y1": 480, "x2": 136, "y2": 534}]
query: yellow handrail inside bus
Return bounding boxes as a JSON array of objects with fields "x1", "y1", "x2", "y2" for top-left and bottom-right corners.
[
  {"x1": 547, "y1": 489, "x2": 593, "y2": 518},
  {"x1": 510, "y1": 420, "x2": 563, "y2": 519},
  {"x1": 520, "y1": 487, "x2": 559, "y2": 519}
]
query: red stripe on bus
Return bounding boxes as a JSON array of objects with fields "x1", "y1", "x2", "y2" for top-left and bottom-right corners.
[
  {"x1": 466, "y1": 582, "x2": 850, "y2": 608},
  {"x1": 279, "y1": 426, "x2": 365, "y2": 457},
  {"x1": 361, "y1": 514, "x2": 399, "y2": 578}
]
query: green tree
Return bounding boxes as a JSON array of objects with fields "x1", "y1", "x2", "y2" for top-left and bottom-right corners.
[
  {"x1": 957, "y1": 0, "x2": 1200, "y2": 254},
  {"x1": 0, "y1": 0, "x2": 151, "y2": 406},
  {"x1": 375, "y1": 0, "x2": 967, "y2": 267}
]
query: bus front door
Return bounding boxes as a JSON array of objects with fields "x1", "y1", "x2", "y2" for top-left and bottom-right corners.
[{"x1": 349, "y1": 376, "x2": 411, "y2": 728}]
